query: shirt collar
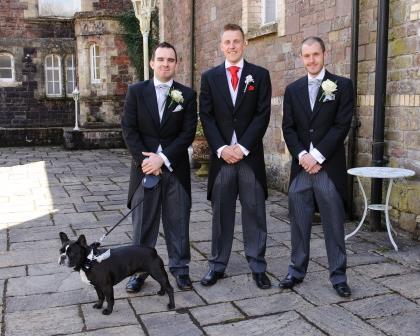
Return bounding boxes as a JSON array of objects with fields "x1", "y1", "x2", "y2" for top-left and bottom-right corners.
[
  {"x1": 308, "y1": 67, "x2": 325, "y2": 81},
  {"x1": 153, "y1": 77, "x2": 173, "y2": 88},
  {"x1": 225, "y1": 59, "x2": 244, "y2": 70}
]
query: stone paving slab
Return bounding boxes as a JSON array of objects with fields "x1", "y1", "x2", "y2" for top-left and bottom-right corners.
[
  {"x1": 141, "y1": 310, "x2": 203, "y2": 336},
  {"x1": 1, "y1": 147, "x2": 420, "y2": 336},
  {"x1": 204, "y1": 312, "x2": 326, "y2": 336},
  {"x1": 189, "y1": 302, "x2": 244, "y2": 326},
  {"x1": 5, "y1": 306, "x2": 84, "y2": 336}
]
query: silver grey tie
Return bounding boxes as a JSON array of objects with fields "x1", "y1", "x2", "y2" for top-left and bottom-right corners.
[
  {"x1": 156, "y1": 84, "x2": 170, "y2": 121},
  {"x1": 308, "y1": 78, "x2": 321, "y2": 110}
]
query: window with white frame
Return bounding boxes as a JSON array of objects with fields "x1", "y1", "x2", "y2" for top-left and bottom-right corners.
[
  {"x1": 65, "y1": 54, "x2": 76, "y2": 94},
  {"x1": 0, "y1": 53, "x2": 15, "y2": 82},
  {"x1": 45, "y1": 54, "x2": 62, "y2": 96},
  {"x1": 262, "y1": 0, "x2": 277, "y2": 25},
  {"x1": 90, "y1": 44, "x2": 100, "y2": 84}
]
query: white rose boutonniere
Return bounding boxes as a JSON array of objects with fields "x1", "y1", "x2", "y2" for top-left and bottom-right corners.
[
  {"x1": 319, "y1": 79, "x2": 337, "y2": 102},
  {"x1": 168, "y1": 89, "x2": 184, "y2": 108},
  {"x1": 244, "y1": 75, "x2": 255, "y2": 92}
]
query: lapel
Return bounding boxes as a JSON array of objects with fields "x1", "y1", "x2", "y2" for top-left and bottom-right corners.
[
  {"x1": 233, "y1": 60, "x2": 249, "y2": 113},
  {"x1": 297, "y1": 76, "x2": 312, "y2": 119},
  {"x1": 160, "y1": 82, "x2": 178, "y2": 128},
  {"x1": 215, "y1": 63, "x2": 234, "y2": 111},
  {"x1": 142, "y1": 80, "x2": 160, "y2": 130},
  {"x1": 311, "y1": 70, "x2": 333, "y2": 121}
]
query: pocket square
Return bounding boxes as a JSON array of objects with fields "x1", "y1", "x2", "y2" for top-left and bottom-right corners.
[
  {"x1": 173, "y1": 104, "x2": 183, "y2": 112},
  {"x1": 323, "y1": 94, "x2": 335, "y2": 102}
]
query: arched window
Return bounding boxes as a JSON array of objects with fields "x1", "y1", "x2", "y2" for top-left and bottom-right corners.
[
  {"x1": 65, "y1": 54, "x2": 76, "y2": 94},
  {"x1": 90, "y1": 44, "x2": 100, "y2": 84},
  {"x1": 0, "y1": 53, "x2": 15, "y2": 83},
  {"x1": 45, "y1": 54, "x2": 62, "y2": 96}
]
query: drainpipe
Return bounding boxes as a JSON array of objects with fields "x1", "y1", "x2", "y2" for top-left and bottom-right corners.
[
  {"x1": 347, "y1": 0, "x2": 360, "y2": 220},
  {"x1": 370, "y1": 0, "x2": 389, "y2": 230},
  {"x1": 190, "y1": 0, "x2": 195, "y2": 89}
]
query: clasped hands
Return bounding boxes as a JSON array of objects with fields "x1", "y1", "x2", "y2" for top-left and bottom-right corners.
[
  {"x1": 221, "y1": 144, "x2": 245, "y2": 164},
  {"x1": 299, "y1": 153, "x2": 322, "y2": 175},
  {"x1": 141, "y1": 152, "x2": 163, "y2": 176}
]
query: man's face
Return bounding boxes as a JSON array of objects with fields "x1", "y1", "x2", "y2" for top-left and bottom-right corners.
[
  {"x1": 220, "y1": 30, "x2": 245, "y2": 64},
  {"x1": 150, "y1": 47, "x2": 177, "y2": 82},
  {"x1": 301, "y1": 42, "x2": 325, "y2": 77}
]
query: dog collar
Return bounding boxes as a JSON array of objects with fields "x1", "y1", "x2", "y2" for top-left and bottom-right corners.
[{"x1": 81, "y1": 249, "x2": 111, "y2": 271}]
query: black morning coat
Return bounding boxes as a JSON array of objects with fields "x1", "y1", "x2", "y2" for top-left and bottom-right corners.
[
  {"x1": 199, "y1": 60, "x2": 272, "y2": 200},
  {"x1": 121, "y1": 79, "x2": 197, "y2": 208},
  {"x1": 282, "y1": 70, "x2": 354, "y2": 206}
]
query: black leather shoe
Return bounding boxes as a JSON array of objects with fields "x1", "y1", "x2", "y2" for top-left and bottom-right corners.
[
  {"x1": 333, "y1": 282, "x2": 351, "y2": 297},
  {"x1": 279, "y1": 274, "x2": 303, "y2": 289},
  {"x1": 176, "y1": 274, "x2": 193, "y2": 291},
  {"x1": 200, "y1": 269, "x2": 225, "y2": 286},
  {"x1": 252, "y1": 272, "x2": 271, "y2": 289},
  {"x1": 125, "y1": 274, "x2": 146, "y2": 293}
]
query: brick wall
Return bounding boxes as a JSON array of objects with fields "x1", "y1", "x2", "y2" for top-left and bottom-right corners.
[{"x1": 161, "y1": 0, "x2": 420, "y2": 236}]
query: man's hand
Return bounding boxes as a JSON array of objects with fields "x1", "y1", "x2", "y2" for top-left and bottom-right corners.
[
  {"x1": 232, "y1": 144, "x2": 245, "y2": 160},
  {"x1": 299, "y1": 153, "x2": 318, "y2": 172},
  {"x1": 308, "y1": 163, "x2": 322, "y2": 175},
  {"x1": 141, "y1": 152, "x2": 164, "y2": 175},
  {"x1": 221, "y1": 146, "x2": 243, "y2": 164}
]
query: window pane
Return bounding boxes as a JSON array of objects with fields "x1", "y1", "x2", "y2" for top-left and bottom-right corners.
[
  {"x1": 47, "y1": 82, "x2": 53, "y2": 94},
  {"x1": 53, "y1": 70, "x2": 59, "y2": 80},
  {"x1": 67, "y1": 70, "x2": 74, "y2": 82},
  {"x1": 0, "y1": 55, "x2": 11, "y2": 68},
  {"x1": 46, "y1": 70, "x2": 52, "y2": 81},
  {"x1": 46, "y1": 56, "x2": 52, "y2": 67},
  {"x1": 264, "y1": 0, "x2": 277, "y2": 23},
  {"x1": 53, "y1": 56, "x2": 59, "y2": 67},
  {"x1": 0, "y1": 69, "x2": 12, "y2": 78},
  {"x1": 54, "y1": 82, "x2": 60, "y2": 94},
  {"x1": 66, "y1": 56, "x2": 73, "y2": 67}
]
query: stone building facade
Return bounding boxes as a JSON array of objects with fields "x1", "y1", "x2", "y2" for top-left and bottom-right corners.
[
  {"x1": 159, "y1": 0, "x2": 420, "y2": 237},
  {"x1": 0, "y1": 0, "x2": 135, "y2": 146}
]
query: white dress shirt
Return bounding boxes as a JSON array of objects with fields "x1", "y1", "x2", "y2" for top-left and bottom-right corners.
[
  {"x1": 216, "y1": 58, "x2": 250, "y2": 158},
  {"x1": 298, "y1": 67, "x2": 326, "y2": 164},
  {"x1": 153, "y1": 77, "x2": 173, "y2": 171}
]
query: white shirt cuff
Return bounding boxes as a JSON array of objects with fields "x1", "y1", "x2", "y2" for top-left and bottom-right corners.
[
  {"x1": 158, "y1": 152, "x2": 173, "y2": 172},
  {"x1": 237, "y1": 144, "x2": 249, "y2": 156},
  {"x1": 298, "y1": 150, "x2": 308, "y2": 160},
  {"x1": 217, "y1": 145, "x2": 227, "y2": 158},
  {"x1": 310, "y1": 148, "x2": 326, "y2": 164}
]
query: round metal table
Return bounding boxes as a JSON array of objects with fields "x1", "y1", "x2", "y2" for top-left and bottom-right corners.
[{"x1": 346, "y1": 167, "x2": 415, "y2": 251}]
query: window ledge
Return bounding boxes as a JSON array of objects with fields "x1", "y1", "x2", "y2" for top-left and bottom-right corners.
[
  {"x1": 246, "y1": 22, "x2": 278, "y2": 40},
  {"x1": 0, "y1": 81, "x2": 21, "y2": 87}
]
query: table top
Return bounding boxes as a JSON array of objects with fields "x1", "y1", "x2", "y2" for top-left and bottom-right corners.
[{"x1": 348, "y1": 167, "x2": 416, "y2": 178}]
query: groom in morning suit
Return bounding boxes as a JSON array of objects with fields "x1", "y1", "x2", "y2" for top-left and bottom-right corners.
[
  {"x1": 199, "y1": 24, "x2": 272, "y2": 289},
  {"x1": 121, "y1": 42, "x2": 197, "y2": 292},
  {"x1": 281, "y1": 36, "x2": 354, "y2": 297}
]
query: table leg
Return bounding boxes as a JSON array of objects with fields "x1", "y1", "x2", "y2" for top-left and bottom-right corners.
[
  {"x1": 385, "y1": 178, "x2": 398, "y2": 251},
  {"x1": 346, "y1": 176, "x2": 368, "y2": 240}
]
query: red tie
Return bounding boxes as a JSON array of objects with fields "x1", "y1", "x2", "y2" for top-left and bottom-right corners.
[{"x1": 228, "y1": 66, "x2": 240, "y2": 91}]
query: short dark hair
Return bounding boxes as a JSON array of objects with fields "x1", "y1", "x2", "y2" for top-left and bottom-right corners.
[
  {"x1": 151, "y1": 42, "x2": 178, "y2": 62},
  {"x1": 221, "y1": 23, "x2": 245, "y2": 40},
  {"x1": 301, "y1": 36, "x2": 326, "y2": 53}
]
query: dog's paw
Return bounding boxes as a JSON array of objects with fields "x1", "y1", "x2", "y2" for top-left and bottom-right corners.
[
  {"x1": 157, "y1": 289, "x2": 165, "y2": 296},
  {"x1": 102, "y1": 308, "x2": 112, "y2": 315},
  {"x1": 167, "y1": 303, "x2": 175, "y2": 310},
  {"x1": 93, "y1": 303, "x2": 103, "y2": 309}
]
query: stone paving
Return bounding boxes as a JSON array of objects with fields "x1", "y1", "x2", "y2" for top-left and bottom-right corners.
[{"x1": 1, "y1": 147, "x2": 420, "y2": 336}]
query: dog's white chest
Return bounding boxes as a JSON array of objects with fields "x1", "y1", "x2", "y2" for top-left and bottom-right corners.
[{"x1": 79, "y1": 270, "x2": 91, "y2": 285}]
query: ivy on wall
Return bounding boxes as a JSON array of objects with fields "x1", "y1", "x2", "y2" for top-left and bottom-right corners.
[{"x1": 118, "y1": 9, "x2": 159, "y2": 80}]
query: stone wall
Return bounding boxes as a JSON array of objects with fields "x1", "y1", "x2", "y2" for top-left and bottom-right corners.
[
  {"x1": 161, "y1": 0, "x2": 420, "y2": 237},
  {"x1": 0, "y1": 0, "x2": 75, "y2": 130}
]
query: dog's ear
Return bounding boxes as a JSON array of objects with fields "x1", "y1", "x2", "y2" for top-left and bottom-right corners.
[
  {"x1": 77, "y1": 234, "x2": 88, "y2": 247},
  {"x1": 59, "y1": 232, "x2": 69, "y2": 244}
]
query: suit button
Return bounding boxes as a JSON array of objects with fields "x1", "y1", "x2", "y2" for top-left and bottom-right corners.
[
  {"x1": 309, "y1": 129, "x2": 314, "y2": 133},
  {"x1": 233, "y1": 118, "x2": 237, "y2": 122}
]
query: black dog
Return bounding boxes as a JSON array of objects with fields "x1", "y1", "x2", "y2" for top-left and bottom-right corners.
[{"x1": 58, "y1": 232, "x2": 175, "y2": 315}]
